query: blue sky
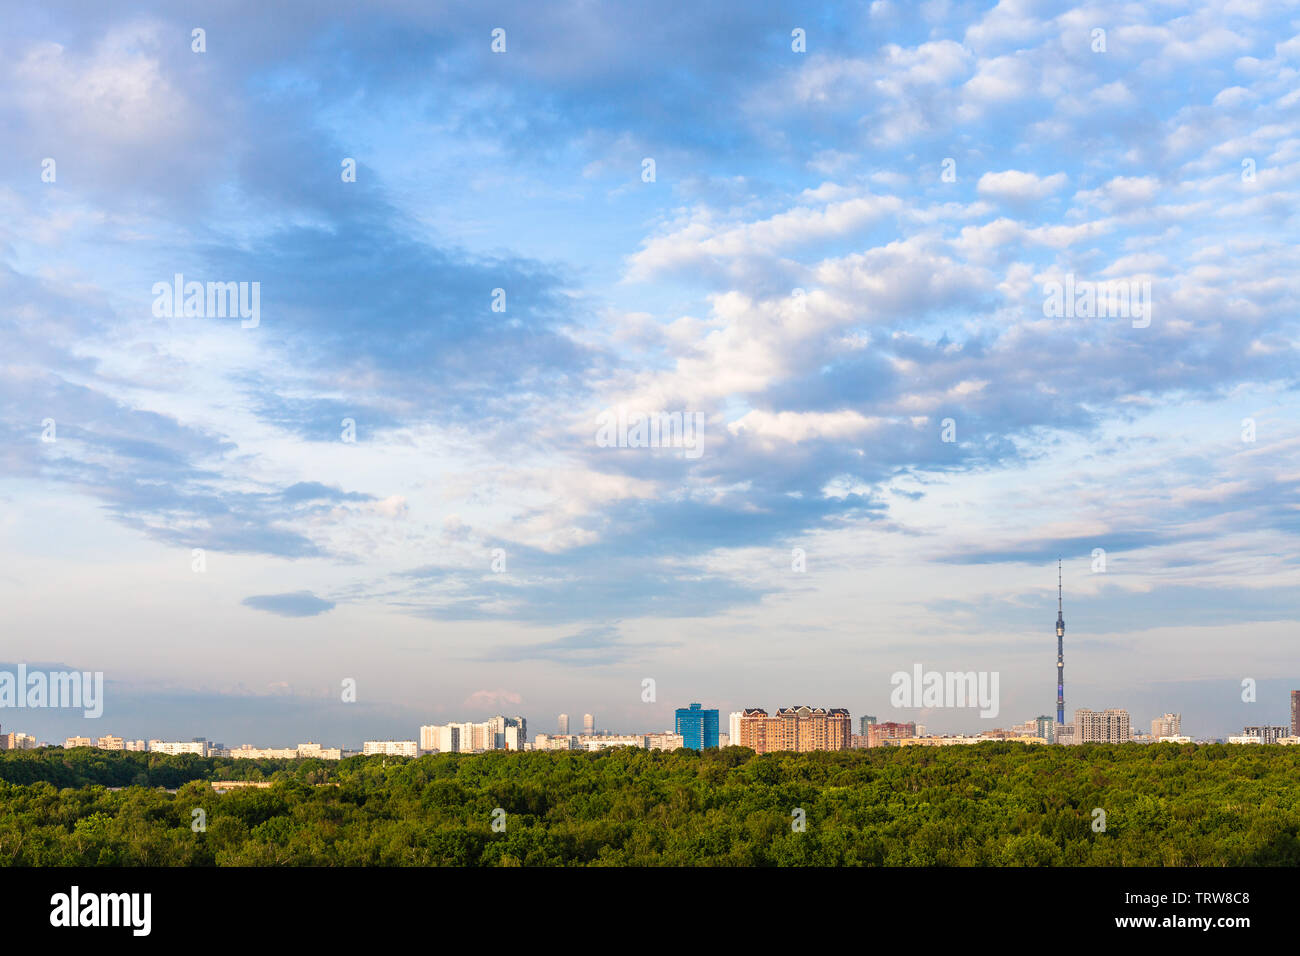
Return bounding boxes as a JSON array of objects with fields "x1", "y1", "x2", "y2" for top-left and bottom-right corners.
[{"x1": 2, "y1": 0, "x2": 1298, "y2": 746}]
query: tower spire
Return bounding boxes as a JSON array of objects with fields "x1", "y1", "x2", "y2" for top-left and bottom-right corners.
[{"x1": 1056, "y1": 558, "x2": 1065, "y2": 726}]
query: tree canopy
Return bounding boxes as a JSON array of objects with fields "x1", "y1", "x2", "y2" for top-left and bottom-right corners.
[{"x1": 0, "y1": 743, "x2": 1296, "y2": 865}]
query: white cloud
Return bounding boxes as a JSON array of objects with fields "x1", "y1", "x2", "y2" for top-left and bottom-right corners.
[{"x1": 977, "y1": 170, "x2": 1068, "y2": 201}]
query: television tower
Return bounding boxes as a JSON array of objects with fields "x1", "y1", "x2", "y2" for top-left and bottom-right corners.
[{"x1": 1056, "y1": 558, "x2": 1065, "y2": 725}]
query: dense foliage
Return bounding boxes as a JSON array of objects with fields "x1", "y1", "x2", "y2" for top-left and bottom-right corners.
[{"x1": 1, "y1": 743, "x2": 1297, "y2": 865}]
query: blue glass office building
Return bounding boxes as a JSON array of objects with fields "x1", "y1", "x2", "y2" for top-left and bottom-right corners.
[{"x1": 675, "y1": 702, "x2": 719, "y2": 749}]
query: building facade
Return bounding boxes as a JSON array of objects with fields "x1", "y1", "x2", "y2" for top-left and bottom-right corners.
[
  {"x1": 577, "y1": 735, "x2": 642, "y2": 751},
  {"x1": 1241, "y1": 725, "x2": 1290, "y2": 744},
  {"x1": 890, "y1": 735, "x2": 1047, "y2": 747},
  {"x1": 675, "y1": 702, "x2": 719, "y2": 749},
  {"x1": 1151, "y1": 713, "x2": 1181, "y2": 738},
  {"x1": 148, "y1": 740, "x2": 207, "y2": 756},
  {"x1": 866, "y1": 721, "x2": 916, "y2": 748},
  {"x1": 362, "y1": 740, "x2": 418, "y2": 757},
  {"x1": 738, "y1": 706, "x2": 852, "y2": 754},
  {"x1": 419, "y1": 716, "x2": 526, "y2": 753},
  {"x1": 1073, "y1": 709, "x2": 1131, "y2": 744}
]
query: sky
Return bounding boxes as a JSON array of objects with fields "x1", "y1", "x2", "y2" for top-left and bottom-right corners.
[{"x1": 1, "y1": 0, "x2": 1298, "y2": 747}]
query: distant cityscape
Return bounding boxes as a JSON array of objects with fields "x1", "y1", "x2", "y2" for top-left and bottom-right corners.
[{"x1": 6, "y1": 697, "x2": 1300, "y2": 758}]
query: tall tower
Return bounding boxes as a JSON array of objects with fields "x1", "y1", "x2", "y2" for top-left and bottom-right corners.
[
  {"x1": 558, "y1": 713, "x2": 569, "y2": 735},
  {"x1": 1056, "y1": 558, "x2": 1065, "y2": 725}
]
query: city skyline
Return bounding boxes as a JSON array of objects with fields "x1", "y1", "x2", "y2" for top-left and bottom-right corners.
[{"x1": 3, "y1": 1, "x2": 1299, "y2": 746}]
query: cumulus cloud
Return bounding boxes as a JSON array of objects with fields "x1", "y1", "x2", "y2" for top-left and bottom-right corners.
[{"x1": 977, "y1": 170, "x2": 1068, "y2": 201}]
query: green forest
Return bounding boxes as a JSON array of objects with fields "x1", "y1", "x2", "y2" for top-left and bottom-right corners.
[{"x1": 1, "y1": 742, "x2": 1297, "y2": 865}]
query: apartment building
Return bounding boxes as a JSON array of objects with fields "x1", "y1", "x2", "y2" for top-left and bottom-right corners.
[
  {"x1": 1073, "y1": 709, "x2": 1131, "y2": 744},
  {"x1": 866, "y1": 721, "x2": 916, "y2": 748},
  {"x1": 419, "y1": 715, "x2": 527, "y2": 753},
  {"x1": 889, "y1": 735, "x2": 1047, "y2": 747},
  {"x1": 1240, "y1": 725, "x2": 1290, "y2": 744},
  {"x1": 148, "y1": 740, "x2": 208, "y2": 756},
  {"x1": 1151, "y1": 713, "x2": 1181, "y2": 738},
  {"x1": 577, "y1": 735, "x2": 643, "y2": 751},
  {"x1": 222, "y1": 742, "x2": 343, "y2": 760},
  {"x1": 738, "y1": 706, "x2": 852, "y2": 754},
  {"x1": 362, "y1": 740, "x2": 418, "y2": 757}
]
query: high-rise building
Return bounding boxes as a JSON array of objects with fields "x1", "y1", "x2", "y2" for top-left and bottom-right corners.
[
  {"x1": 420, "y1": 716, "x2": 525, "y2": 752},
  {"x1": 675, "y1": 703, "x2": 719, "y2": 749},
  {"x1": 866, "y1": 721, "x2": 915, "y2": 748},
  {"x1": 1151, "y1": 713, "x2": 1181, "y2": 739},
  {"x1": 420, "y1": 724, "x2": 460, "y2": 752},
  {"x1": 1055, "y1": 559, "x2": 1065, "y2": 727},
  {"x1": 1242, "y1": 725, "x2": 1289, "y2": 744},
  {"x1": 1034, "y1": 715, "x2": 1055, "y2": 743},
  {"x1": 583, "y1": 713, "x2": 595, "y2": 736},
  {"x1": 558, "y1": 713, "x2": 569, "y2": 735},
  {"x1": 485, "y1": 715, "x2": 527, "y2": 750},
  {"x1": 729, "y1": 711, "x2": 743, "y2": 746},
  {"x1": 859, "y1": 715, "x2": 877, "y2": 736},
  {"x1": 1074, "y1": 709, "x2": 1130, "y2": 744},
  {"x1": 1292, "y1": 692, "x2": 1300, "y2": 738},
  {"x1": 738, "y1": 706, "x2": 851, "y2": 754}
]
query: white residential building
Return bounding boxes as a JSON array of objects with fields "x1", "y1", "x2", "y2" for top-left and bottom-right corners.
[
  {"x1": 362, "y1": 740, "x2": 418, "y2": 757},
  {"x1": 148, "y1": 740, "x2": 207, "y2": 756},
  {"x1": 418, "y1": 716, "x2": 526, "y2": 753},
  {"x1": 226, "y1": 744, "x2": 299, "y2": 759},
  {"x1": 578, "y1": 735, "x2": 644, "y2": 751},
  {"x1": 296, "y1": 742, "x2": 342, "y2": 760},
  {"x1": 224, "y1": 742, "x2": 342, "y2": 760}
]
